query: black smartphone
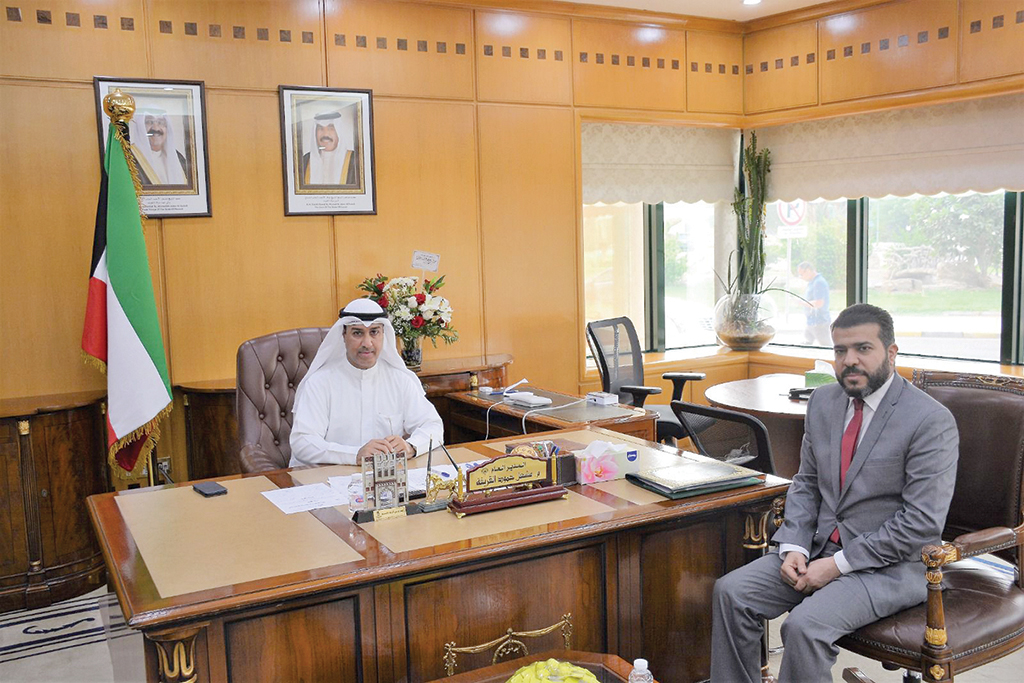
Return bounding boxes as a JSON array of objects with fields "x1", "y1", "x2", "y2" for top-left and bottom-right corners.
[{"x1": 193, "y1": 481, "x2": 228, "y2": 497}]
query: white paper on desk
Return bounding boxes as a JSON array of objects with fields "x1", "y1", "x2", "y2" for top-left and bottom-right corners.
[
  {"x1": 261, "y1": 483, "x2": 348, "y2": 514},
  {"x1": 407, "y1": 460, "x2": 489, "y2": 494}
]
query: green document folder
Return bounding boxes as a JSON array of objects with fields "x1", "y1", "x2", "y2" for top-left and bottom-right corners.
[{"x1": 625, "y1": 460, "x2": 765, "y2": 500}]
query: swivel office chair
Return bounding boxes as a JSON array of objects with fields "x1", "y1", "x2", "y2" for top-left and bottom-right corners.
[
  {"x1": 670, "y1": 400, "x2": 776, "y2": 475},
  {"x1": 586, "y1": 317, "x2": 711, "y2": 444},
  {"x1": 235, "y1": 327, "x2": 331, "y2": 472}
]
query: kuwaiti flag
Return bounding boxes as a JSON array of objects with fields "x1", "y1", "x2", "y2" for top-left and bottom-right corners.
[{"x1": 82, "y1": 122, "x2": 172, "y2": 475}]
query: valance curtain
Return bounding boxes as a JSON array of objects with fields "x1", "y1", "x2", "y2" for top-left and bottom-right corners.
[
  {"x1": 756, "y1": 93, "x2": 1024, "y2": 202},
  {"x1": 581, "y1": 122, "x2": 740, "y2": 205}
]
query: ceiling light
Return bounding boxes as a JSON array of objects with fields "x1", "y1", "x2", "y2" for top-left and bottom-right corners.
[{"x1": 743, "y1": 0, "x2": 762, "y2": 5}]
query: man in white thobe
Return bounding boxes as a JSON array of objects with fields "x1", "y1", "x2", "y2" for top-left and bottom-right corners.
[
  {"x1": 288, "y1": 298, "x2": 443, "y2": 467},
  {"x1": 300, "y1": 109, "x2": 358, "y2": 187}
]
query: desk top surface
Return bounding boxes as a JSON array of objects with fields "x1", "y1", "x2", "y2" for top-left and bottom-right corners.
[
  {"x1": 449, "y1": 386, "x2": 653, "y2": 425},
  {"x1": 88, "y1": 426, "x2": 787, "y2": 631},
  {"x1": 704, "y1": 373, "x2": 809, "y2": 418}
]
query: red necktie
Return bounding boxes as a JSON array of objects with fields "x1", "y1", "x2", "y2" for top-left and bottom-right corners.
[{"x1": 829, "y1": 398, "x2": 864, "y2": 545}]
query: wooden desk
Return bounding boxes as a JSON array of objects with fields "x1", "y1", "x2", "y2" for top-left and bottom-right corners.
[
  {"x1": 428, "y1": 650, "x2": 654, "y2": 683},
  {"x1": 88, "y1": 426, "x2": 787, "y2": 683},
  {"x1": 705, "y1": 373, "x2": 808, "y2": 479},
  {"x1": 177, "y1": 354, "x2": 514, "y2": 480},
  {"x1": 446, "y1": 387, "x2": 657, "y2": 443}
]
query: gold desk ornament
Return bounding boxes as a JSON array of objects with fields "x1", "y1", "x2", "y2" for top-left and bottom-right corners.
[
  {"x1": 442, "y1": 613, "x2": 573, "y2": 676},
  {"x1": 448, "y1": 452, "x2": 566, "y2": 517},
  {"x1": 103, "y1": 88, "x2": 136, "y2": 125}
]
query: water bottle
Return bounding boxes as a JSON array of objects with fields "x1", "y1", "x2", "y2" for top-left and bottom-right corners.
[{"x1": 627, "y1": 658, "x2": 653, "y2": 683}]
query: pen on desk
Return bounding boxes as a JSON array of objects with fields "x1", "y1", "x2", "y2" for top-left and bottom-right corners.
[{"x1": 440, "y1": 442, "x2": 459, "y2": 469}]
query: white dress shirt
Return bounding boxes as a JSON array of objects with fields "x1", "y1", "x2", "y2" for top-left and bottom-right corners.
[
  {"x1": 288, "y1": 356, "x2": 444, "y2": 467},
  {"x1": 779, "y1": 371, "x2": 896, "y2": 574}
]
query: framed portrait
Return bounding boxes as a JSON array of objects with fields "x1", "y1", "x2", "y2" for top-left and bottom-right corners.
[
  {"x1": 279, "y1": 86, "x2": 376, "y2": 216},
  {"x1": 94, "y1": 77, "x2": 212, "y2": 218}
]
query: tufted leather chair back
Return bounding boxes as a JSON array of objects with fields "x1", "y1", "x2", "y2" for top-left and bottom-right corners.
[
  {"x1": 913, "y1": 370, "x2": 1024, "y2": 566},
  {"x1": 236, "y1": 327, "x2": 331, "y2": 471}
]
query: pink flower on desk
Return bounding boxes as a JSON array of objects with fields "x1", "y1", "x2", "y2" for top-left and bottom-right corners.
[{"x1": 581, "y1": 454, "x2": 618, "y2": 483}]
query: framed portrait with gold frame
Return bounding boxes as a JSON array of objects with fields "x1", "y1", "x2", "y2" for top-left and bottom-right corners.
[
  {"x1": 278, "y1": 85, "x2": 376, "y2": 216},
  {"x1": 93, "y1": 77, "x2": 211, "y2": 218}
]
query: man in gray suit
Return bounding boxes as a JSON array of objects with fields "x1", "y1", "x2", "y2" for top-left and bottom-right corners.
[{"x1": 711, "y1": 304, "x2": 959, "y2": 682}]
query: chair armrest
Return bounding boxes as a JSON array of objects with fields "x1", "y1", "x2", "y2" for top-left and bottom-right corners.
[
  {"x1": 240, "y1": 442, "x2": 282, "y2": 473},
  {"x1": 619, "y1": 385, "x2": 661, "y2": 408},
  {"x1": 946, "y1": 524, "x2": 1024, "y2": 561},
  {"x1": 922, "y1": 523, "x2": 1024, "y2": 568},
  {"x1": 842, "y1": 668, "x2": 876, "y2": 683},
  {"x1": 662, "y1": 372, "x2": 707, "y2": 401}
]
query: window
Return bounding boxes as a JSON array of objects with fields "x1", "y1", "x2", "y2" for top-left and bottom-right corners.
[
  {"x1": 866, "y1": 192, "x2": 1005, "y2": 361},
  {"x1": 764, "y1": 199, "x2": 848, "y2": 347},
  {"x1": 583, "y1": 191, "x2": 1023, "y2": 364},
  {"x1": 582, "y1": 202, "x2": 647, "y2": 349},
  {"x1": 663, "y1": 201, "x2": 719, "y2": 348}
]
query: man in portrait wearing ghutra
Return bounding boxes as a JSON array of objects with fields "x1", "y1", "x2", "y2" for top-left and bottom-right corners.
[
  {"x1": 300, "y1": 108, "x2": 359, "y2": 187},
  {"x1": 126, "y1": 108, "x2": 190, "y2": 187},
  {"x1": 288, "y1": 298, "x2": 444, "y2": 467}
]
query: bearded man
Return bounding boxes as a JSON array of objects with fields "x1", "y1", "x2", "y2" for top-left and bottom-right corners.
[
  {"x1": 710, "y1": 303, "x2": 959, "y2": 682},
  {"x1": 288, "y1": 298, "x2": 443, "y2": 467}
]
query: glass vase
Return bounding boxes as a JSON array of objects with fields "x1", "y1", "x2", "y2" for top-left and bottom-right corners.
[
  {"x1": 400, "y1": 336, "x2": 423, "y2": 371},
  {"x1": 713, "y1": 292, "x2": 777, "y2": 351}
]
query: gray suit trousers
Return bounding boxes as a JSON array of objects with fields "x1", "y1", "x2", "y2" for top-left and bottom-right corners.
[{"x1": 711, "y1": 550, "x2": 883, "y2": 683}]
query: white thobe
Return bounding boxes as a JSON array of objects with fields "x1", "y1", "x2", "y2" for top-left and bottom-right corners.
[{"x1": 288, "y1": 357, "x2": 444, "y2": 467}]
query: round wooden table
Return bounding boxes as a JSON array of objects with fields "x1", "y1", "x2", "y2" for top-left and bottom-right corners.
[{"x1": 704, "y1": 373, "x2": 809, "y2": 479}]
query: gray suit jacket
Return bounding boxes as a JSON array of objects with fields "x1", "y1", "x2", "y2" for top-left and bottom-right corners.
[{"x1": 772, "y1": 375, "x2": 959, "y2": 614}]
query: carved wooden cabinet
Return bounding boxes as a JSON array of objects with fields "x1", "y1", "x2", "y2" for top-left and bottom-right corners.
[
  {"x1": 178, "y1": 354, "x2": 513, "y2": 480},
  {"x1": 0, "y1": 391, "x2": 108, "y2": 613}
]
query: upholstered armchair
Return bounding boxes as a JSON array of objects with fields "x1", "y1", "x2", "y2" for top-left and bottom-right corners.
[
  {"x1": 235, "y1": 327, "x2": 330, "y2": 473},
  {"x1": 840, "y1": 371, "x2": 1024, "y2": 683}
]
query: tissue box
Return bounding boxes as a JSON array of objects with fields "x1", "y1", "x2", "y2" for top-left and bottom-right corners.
[
  {"x1": 575, "y1": 443, "x2": 643, "y2": 484},
  {"x1": 804, "y1": 370, "x2": 837, "y2": 388}
]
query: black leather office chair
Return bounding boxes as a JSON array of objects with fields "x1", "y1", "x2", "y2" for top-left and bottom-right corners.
[
  {"x1": 670, "y1": 400, "x2": 776, "y2": 475},
  {"x1": 586, "y1": 317, "x2": 710, "y2": 444}
]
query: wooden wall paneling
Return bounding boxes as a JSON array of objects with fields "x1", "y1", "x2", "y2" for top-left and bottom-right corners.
[
  {"x1": 477, "y1": 104, "x2": 578, "y2": 393},
  {"x1": 333, "y1": 99, "x2": 484, "y2": 361},
  {"x1": 959, "y1": 0, "x2": 1024, "y2": 83},
  {"x1": 475, "y1": 10, "x2": 573, "y2": 105},
  {"x1": 571, "y1": 19, "x2": 687, "y2": 111},
  {"x1": 325, "y1": 0, "x2": 474, "y2": 99},
  {"x1": 819, "y1": 0, "x2": 958, "y2": 104},
  {"x1": 0, "y1": 84, "x2": 107, "y2": 398},
  {"x1": 161, "y1": 91, "x2": 335, "y2": 384},
  {"x1": 0, "y1": 1, "x2": 147, "y2": 81},
  {"x1": 397, "y1": 544, "x2": 608, "y2": 680},
  {"x1": 685, "y1": 31, "x2": 744, "y2": 114},
  {"x1": 743, "y1": 21, "x2": 819, "y2": 114},
  {"x1": 148, "y1": 0, "x2": 324, "y2": 88}
]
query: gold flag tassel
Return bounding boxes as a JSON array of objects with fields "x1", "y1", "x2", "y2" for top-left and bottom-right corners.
[{"x1": 107, "y1": 402, "x2": 173, "y2": 480}]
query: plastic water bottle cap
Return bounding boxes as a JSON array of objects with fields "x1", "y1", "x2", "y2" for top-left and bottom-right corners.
[{"x1": 633, "y1": 658, "x2": 648, "y2": 670}]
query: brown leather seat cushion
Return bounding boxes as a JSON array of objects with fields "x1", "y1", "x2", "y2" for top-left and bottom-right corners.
[{"x1": 842, "y1": 562, "x2": 1024, "y2": 663}]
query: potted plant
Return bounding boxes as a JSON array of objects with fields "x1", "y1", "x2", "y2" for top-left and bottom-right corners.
[
  {"x1": 714, "y1": 132, "x2": 784, "y2": 351},
  {"x1": 358, "y1": 274, "x2": 459, "y2": 370}
]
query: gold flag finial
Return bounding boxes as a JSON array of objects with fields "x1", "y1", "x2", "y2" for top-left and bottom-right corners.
[{"x1": 103, "y1": 88, "x2": 136, "y2": 125}]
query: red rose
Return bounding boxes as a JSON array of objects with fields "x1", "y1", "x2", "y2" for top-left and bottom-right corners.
[
  {"x1": 410, "y1": 315, "x2": 425, "y2": 329},
  {"x1": 415, "y1": 293, "x2": 426, "y2": 305},
  {"x1": 377, "y1": 294, "x2": 389, "y2": 308},
  {"x1": 375, "y1": 282, "x2": 384, "y2": 291}
]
